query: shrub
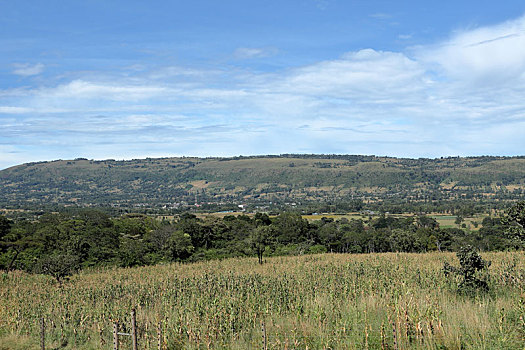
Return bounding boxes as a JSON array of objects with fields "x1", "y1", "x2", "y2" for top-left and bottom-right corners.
[{"x1": 443, "y1": 245, "x2": 491, "y2": 295}]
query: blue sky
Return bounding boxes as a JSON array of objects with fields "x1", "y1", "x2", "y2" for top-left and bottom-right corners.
[{"x1": 1, "y1": 0, "x2": 525, "y2": 169}]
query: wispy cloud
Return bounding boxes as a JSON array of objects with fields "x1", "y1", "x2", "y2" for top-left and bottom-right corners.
[
  {"x1": 233, "y1": 47, "x2": 278, "y2": 59},
  {"x1": 313, "y1": 0, "x2": 329, "y2": 11},
  {"x1": 369, "y1": 13, "x2": 392, "y2": 20},
  {"x1": 12, "y1": 63, "x2": 45, "y2": 76},
  {"x1": 418, "y1": 15, "x2": 525, "y2": 83},
  {"x1": 0, "y1": 106, "x2": 33, "y2": 114}
]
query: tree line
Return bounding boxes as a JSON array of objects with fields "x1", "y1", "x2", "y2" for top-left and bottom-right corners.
[{"x1": 1, "y1": 204, "x2": 523, "y2": 281}]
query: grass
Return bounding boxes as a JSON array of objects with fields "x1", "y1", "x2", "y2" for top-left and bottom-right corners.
[{"x1": 0, "y1": 252, "x2": 524, "y2": 349}]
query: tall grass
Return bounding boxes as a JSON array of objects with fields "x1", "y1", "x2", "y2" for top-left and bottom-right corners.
[{"x1": 1, "y1": 252, "x2": 523, "y2": 349}]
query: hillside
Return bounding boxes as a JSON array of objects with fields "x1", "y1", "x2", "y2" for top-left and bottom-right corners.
[{"x1": 0, "y1": 155, "x2": 524, "y2": 210}]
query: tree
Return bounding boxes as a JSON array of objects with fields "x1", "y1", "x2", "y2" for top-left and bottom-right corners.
[
  {"x1": 0, "y1": 219, "x2": 37, "y2": 272},
  {"x1": 33, "y1": 253, "x2": 80, "y2": 284},
  {"x1": 390, "y1": 229, "x2": 420, "y2": 252},
  {"x1": 416, "y1": 216, "x2": 439, "y2": 230},
  {"x1": 253, "y1": 212, "x2": 271, "y2": 227},
  {"x1": 146, "y1": 225, "x2": 174, "y2": 253},
  {"x1": 118, "y1": 238, "x2": 148, "y2": 267},
  {"x1": 319, "y1": 222, "x2": 341, "y2": 252},
  {"x1": 272, "y1": 212, "x2": 310, "y2": 244},
  {"x1": 167, "y1": 230, "x2": 194, "y2": 261},
  {"x1": 250, "y1": 226, "x2": 273, "y2": 264},
  {"x1": 502, "y1": 201, "x2": 525, "y2": 243},
  {"x1": 0, "y1": 215, "x2": 11, "y2": 242}
]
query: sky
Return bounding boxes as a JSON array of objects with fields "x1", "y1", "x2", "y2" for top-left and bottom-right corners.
[{"x1": 1, "y1": 0, "x2": 525, "y2": 169}]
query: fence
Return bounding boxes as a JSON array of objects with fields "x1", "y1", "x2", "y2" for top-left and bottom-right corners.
[
  {"x1": 35, "y1": 309, "x2": 432, "y2": 349},
  {"x1": 38, "y1": 309, "x2": 164, "y2": 350}
]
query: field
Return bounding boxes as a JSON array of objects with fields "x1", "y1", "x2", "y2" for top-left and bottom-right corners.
[
  {"x1": 1, "y1": 252, "x2": 524, "y2": 349},
  {"x1": 301, "y1": 212, "x2": 487, "y2": 231}
]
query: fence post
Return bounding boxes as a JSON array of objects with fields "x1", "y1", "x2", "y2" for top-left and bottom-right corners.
[
  {"x1": 40, "y1": 317, "x2": 45, "y2": 350},
  {"x1": 392, "y1": 321, "x2": 398, "y2": 350},
  {"x1": 261, "y1": 321, "x2": 267, "y2": 350},
  {"x1": 157, "y1": 322, "x2": 162, "y2": 350},
  {"x1": 131, "y1": 309, "x2": 138, "y2": 350},
  {"x1": 113, "y1": 323, "x2": 119, "y2": 350}
]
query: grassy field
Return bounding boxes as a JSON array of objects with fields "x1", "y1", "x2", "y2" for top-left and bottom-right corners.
[
  {"x1": 300, "y1": 212, "x2": 487, "y2": 231},
  {"x1": 1, "y1": 252, "x2": 524, "y2": 349}
]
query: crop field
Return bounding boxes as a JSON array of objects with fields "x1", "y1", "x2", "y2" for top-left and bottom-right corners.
[
  {"x1": 429, "y1": 215, "x2": 485, "y2": 230},
  {"x1": 1, "y1": 252, "x2": 524, "y2": 349}
]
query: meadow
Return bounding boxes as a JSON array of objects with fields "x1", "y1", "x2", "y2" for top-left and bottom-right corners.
[{"x1": 1, "y1": 252, "x2": 524, "y2": 349}]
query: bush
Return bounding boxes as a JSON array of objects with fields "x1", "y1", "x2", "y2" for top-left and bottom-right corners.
[
  {"x1": 443, "y1": 245, "x2": 491, "y2": 295},
  {"x1": 307, "y1": 244, "x2": 328, "y2": 254}
]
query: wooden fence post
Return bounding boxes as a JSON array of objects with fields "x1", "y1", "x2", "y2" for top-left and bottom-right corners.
[
  {"x1": 40, "y1": 317, "x2": 45, "y2": 350},
  {"x1": 392, "y1": 321, "x2": 398, "y2": 350},
  {"x1": 261, "y1": 321, "x2": 267, "y2": 350},
  {"x1": 157, "y1": 322, "x2": 162, "y2": 350},
  {"x1": 113, "y1": 323, "x2": 119, "y2": 350},
  {"x1": 131, "y1": 309, "x2": 138, "y2": 350}
]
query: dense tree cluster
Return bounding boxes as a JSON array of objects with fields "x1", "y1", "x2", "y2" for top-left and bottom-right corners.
[{"x1": 1, "y1": 204, "x2": 522, "y2": 280}]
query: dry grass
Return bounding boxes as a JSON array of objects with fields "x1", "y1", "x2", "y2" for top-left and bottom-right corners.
[{"x1": 1, "y1": 252, "x2": 524, "y2": 349}]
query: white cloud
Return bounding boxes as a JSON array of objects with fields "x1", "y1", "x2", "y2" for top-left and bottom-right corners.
[
  {"x1": 419, "y1": 15, "x2": 525, "y2": 83},
  {"x1": 37, "y1": 80, "x2": 172, "y2": 102},
  {"x1": 282, "y1": 49, "x2": 425, "y2": 98},
  {"x1": 12, "y1": 63, "x2": 45, "y2": 76},
  {"x1": 0, "y1": 106, "x2": 33, "y2": 114},
  {"x1": 233, "y1": 47, "x2": 278, "y2": 59}
]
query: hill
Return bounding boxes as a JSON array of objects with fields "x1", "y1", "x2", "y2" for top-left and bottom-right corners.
[{"x1": 0, "y1": 155, "x2": 524, "y2": 211}]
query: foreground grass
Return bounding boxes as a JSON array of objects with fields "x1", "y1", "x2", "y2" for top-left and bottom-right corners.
[{"x1": 1, "y1": 252, "x2": 524, "y2": 349}]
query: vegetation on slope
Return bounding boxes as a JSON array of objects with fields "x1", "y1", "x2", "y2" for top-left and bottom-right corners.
[{"x1": 1, "y1": 155, "x2": 524, "y2": 211}]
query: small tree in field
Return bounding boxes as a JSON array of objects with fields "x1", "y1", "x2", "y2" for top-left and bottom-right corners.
[
  {"x1": 443, "y1": 245, "x2": 491, "y2": 295},
  {"x1": 251, "y1": 226, "x2": 273, "y2": 264},
  {"x1": 34, "y1": 253, "x2": 80, "y2": 284}
]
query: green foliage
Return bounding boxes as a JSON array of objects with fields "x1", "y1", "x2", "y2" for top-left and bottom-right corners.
[
  {"x1": 118, "y1": 238, "x2": 148, "y2": 267},
  {"x1": 33, "y1": 253, "x2": 80, "y2": 283},
  {"x1": 0, "y1": 208, "x2": 519, "y2": 277},
  {"x1": 0, "y1": 215, "x2": 11, "y2": 241},
  {"x1": 307, "y1": 244, "x2": 327, "y2": 254},
  {"x1": 502, "y1": 201, "x2": 525, "y2": 243},
  {"x1": 250, "y1": 225, "x2": 274, "y2": 264},
  {"x1": 167, "y1": 230, "x2": 194, "y2": 261},
  {"x1": 1, "y1": 155, "x2": 524, "y2": 212},
  {"x1": 443, "y1": 245, "x2": 491, "y2": 295}
]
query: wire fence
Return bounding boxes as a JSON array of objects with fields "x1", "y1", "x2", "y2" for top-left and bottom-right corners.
[{"x1": 33, "y1": 308, "x2": 445, "y2": 350}]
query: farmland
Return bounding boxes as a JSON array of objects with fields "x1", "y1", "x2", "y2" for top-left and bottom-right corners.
[{"x1": 1, "y1": 252, "x2": 524, "y2": 349}]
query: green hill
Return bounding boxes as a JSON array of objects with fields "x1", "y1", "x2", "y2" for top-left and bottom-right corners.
[{"x1": 1, "y1": 155, "x2": 524, "y2": 210}]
